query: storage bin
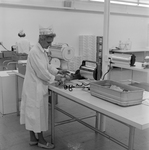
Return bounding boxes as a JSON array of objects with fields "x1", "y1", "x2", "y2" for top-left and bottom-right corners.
[
  {"x1": 0, "y1": 52, "x2": 3, "y2": 58},
  {"x1": 11, "y1": 52, "x2": 28, "y2": 61},
  {"x1": 90, "y1": 80, "x2": 144, "y2": 106},
  {"x1": 2, "y1": 51, "x2": 13, "y2": 58}
]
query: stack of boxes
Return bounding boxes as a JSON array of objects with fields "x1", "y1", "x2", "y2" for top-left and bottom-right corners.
[
  {"x1": 68, "y1": 35, "x2": 103, "y2": 75},
  {"x1": 79, "y1": 35, "x2": 96, "y2": 64},
  {"x1": 68, "y1": 35, "x2": 97, "y2": 72}
]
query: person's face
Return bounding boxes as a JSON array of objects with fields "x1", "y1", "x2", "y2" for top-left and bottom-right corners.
[{"x1": 42, "y1": 36, "x2": 54, "y2": 49}]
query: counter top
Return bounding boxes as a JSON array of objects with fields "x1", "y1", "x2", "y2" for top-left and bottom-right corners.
[
  {"x1": 110, "y1": 48, "x2": 149, "y2": 53},
  {"x1": 0, "y1": 70, "x2": 18, "y2": 77},
  {"x1": 49, "y1": 83, "x2": 149, "y2": 130}
]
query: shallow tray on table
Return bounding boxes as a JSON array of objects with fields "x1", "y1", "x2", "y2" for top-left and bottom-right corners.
[{"x1": 90, "y1": 80, "x2": 144, "y2": 106}]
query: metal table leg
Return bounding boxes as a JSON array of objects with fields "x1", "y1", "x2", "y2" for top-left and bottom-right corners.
[
  {"x1": 95, "y1": 112, "x2": 99, "y2": 130},
  {"x1": 51, "y1": 91, "x2": 55, "y2": 144},
  {"x1": 100, "y1": 114, "x2": 106, "y2": 132},
  {"x1": 128, "y1": 126, "x2": 135, "y2": 150},
  {"x1": 16, "y1": 75, "x2": 20, "y2": 116}
]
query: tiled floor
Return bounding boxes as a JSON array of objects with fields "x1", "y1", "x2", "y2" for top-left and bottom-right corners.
[{"x1": 0, "y1": 97, "x2": 149, "y2": 150}]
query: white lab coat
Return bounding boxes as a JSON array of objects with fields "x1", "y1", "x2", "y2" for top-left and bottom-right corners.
[
  {"x1": 20, "y1": 43, "x2": 58, "y2": 133},
  {"x1": 16, "y1": 37, "x2": 31, "y2": 54}
]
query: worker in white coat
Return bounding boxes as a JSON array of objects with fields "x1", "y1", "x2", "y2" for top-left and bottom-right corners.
[
  {"x1": 20, "y1": 26, "x2": 66, "y2": 149},
  {"x1": 16, "y1": 30, "x2": 31, "y2": 55}
]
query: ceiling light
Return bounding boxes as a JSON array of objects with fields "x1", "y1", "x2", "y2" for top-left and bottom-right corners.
[
  {"x1": 111, "y1": 1, "x2": 138, "y2": 6},
  {"x1": 138, "y1": 4, "x2": 149, "y2": 7}
]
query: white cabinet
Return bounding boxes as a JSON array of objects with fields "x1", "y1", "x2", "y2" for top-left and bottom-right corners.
[{"x1": 0, "y1": 71, "x2": 17, "y2": 114}]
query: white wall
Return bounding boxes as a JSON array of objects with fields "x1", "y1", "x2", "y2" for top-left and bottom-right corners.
[
  {"x1": 0, "y1": 0, "x2": 149, "y2": 56},
  {"x1": 110, "y1": 15, "x2": 149, "y2": 49}
]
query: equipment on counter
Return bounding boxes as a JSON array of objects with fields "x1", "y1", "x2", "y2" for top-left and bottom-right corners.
[
  {"x1": 55, "y1": 71, "x2": 92, "y2": 92},
  {"x1": 72, "y1": 60, "x2": 102, "y2": 80},
  {"x1": 55, "y1": 79, "x2": 91, "y2": 91},
  {"x1": 2, "y1": 51, "x2": 19, "y2": 70},
  {"x1": 49, "y1": 45, "x2": 103, "y2": 89},
  {"x1": 11, "y1": 45, "x2": 17, "y2": 51},
  {"x1": 2, "y1": 48, "x2": 28, "y2": 71},
  {"x1": 142, "y1": 62, "x2": 149, "y2": 69},
  {"x1": 142, "y1": 56, "x2": 149, "y2": 69},
  {"x1": 63, "y1": 81, "x2": 90, "y2": 91},
  {"x1": 109, "y1": 53, "x2": 136, "y2": 66},
  {"x1": 49, "y1": 43, "x2": 74, "y2": 70}
]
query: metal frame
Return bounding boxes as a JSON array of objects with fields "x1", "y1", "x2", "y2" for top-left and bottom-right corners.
[
  {"x1": 14, "y1": 73, "x2": 136, "y2": 150},
  {"x1": 3, "y1": 60, "x2": 18, "y2": 70},
  {"x1": 15, "y1": 72, "x2": 25, "y2": 116},
  {"x1": 50, "y1": 90, "x2": 136, "y2": 150}
]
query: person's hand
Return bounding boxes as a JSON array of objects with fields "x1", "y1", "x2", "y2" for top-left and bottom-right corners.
[
  {"x1": 64, "y1": 74, "x2": 73, "y2": 81},
  {"x1": 58, "y1": 70, "x2": 70, "y2": 75},
  {"x1": 55, "y1": 74, "x2": 64, "y2": 82}
]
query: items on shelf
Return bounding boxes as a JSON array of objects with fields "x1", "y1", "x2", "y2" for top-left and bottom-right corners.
[{"x1": 118, "y1": 38, "x2": 132, "y2": 50}]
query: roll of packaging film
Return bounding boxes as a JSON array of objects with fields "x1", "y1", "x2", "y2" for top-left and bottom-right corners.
[
  {"x1": 49, "y1": 44, "x2": 74, "y2": 61},
  {"x1": 111, "y1": 53, "x2": 135, "y2": 66},
  {"x1": 50, "y1": 58, "x2": 61, "y2": 68},
  {"x1": 80, "y1": 66, "x2": 96, "y2": 80},
  {"x1": 111, "y1": 54, "x2": 131, "y2": 65}
]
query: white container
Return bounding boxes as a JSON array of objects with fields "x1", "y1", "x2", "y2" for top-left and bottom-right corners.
[
  {"x1": 125, "y1": 38, "x2": 132, "y2": 50},
  {"x1": 90, "y1": 80, "x2": 144, "y2": 106},
  {"x1": 18, "y1": 60, "x2": 27, "y2": 75},
  {"x1": 0, "y1": 71, "x2": 17, "y2": 114}
]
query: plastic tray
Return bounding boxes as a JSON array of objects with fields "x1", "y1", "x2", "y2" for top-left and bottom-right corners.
[{"x1": 90, "y1": 80, "x2": 144, "y2": 106}]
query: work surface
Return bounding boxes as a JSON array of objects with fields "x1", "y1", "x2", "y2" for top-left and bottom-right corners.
[
  {"x1": 13, "y1": 70, "x2": 149, "y2": 131},
  {"x1": 49, "y1": 84, "x2": 149, "y2": 130},
  {"x1": 110, "y1": 49, "x2": 149, "y2": 53}
]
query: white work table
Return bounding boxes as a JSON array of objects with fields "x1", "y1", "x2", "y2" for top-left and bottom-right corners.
[
  {"x1": 49, "y1": 84, "x2": 149, "y2": 150},
  {"x1": 13, "y1": 71, "x2": 149, "y2": 150}
]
